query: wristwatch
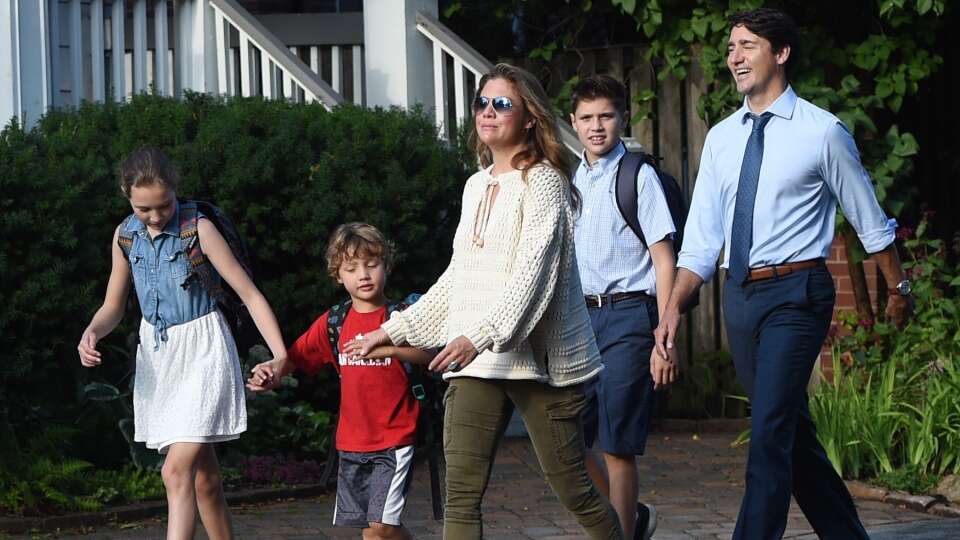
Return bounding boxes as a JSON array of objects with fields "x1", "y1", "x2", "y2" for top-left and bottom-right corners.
[{"x1": 890, "y1": 279, "x2": 912, "y2": 296}]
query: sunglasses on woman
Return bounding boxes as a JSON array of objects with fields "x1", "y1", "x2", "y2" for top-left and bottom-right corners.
[{"x1": 472, "y1": 95, "x2": 516, "y2": 115}]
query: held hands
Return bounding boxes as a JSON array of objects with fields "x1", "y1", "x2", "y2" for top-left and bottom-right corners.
[
  {"x1": 246, "y1": 357, "x2": 292, "y2": 392},
  {"x1": 78, "y1": 330, "x2": 102, "y2": 367},
  {"x1": 429, "y1": 336, "x2": 478, "y2": 373},
  {"x1": 651, "y1": 345, "x2": 678, "y2": 391},
  {"x1": 653, "y1": 306, "x2": 681, "y2": 371},
  {"x1": 342, "y1": 328, "x2": 392, "y2": 360}
]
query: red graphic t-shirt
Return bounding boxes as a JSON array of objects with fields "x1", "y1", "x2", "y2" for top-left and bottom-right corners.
[{"x1": 287, "y1": 305, "x2": 419, "y2": 452}]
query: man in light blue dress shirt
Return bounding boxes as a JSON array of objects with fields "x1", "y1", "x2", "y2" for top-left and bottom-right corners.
[
  {"x1": 654, "y1": 8, "x2": 913, "y2": 540},
  {"x1": 570, "y1": 75, "x2": 676, "y2": 540}
]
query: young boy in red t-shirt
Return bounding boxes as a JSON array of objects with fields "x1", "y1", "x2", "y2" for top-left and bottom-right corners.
[{"x1": 248, "y1": 223, "x2": 433, "y2": 540}]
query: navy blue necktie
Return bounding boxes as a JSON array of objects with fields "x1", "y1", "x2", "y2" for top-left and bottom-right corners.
[{"x1": 729, "y1": 112, "x2": 774, "y2": 285}]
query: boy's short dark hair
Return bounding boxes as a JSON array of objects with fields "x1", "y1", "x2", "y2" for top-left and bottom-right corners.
[
  {"x1": 325, "y1": 222, "x2": 395, "y2": 281},
  {"x1": 571, "y1": 75, "x2": 627, "y2": 116},
  {"x1": 728, "y1": 8, "x2": 800, "y2": 71}
]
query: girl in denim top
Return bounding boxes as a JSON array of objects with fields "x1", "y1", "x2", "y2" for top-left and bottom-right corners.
[{"x1": 78, "y1": 148, "x2": 287, "y2": 540}]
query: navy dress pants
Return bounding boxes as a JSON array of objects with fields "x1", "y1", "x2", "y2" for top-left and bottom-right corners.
[{"x1": 723, "y1": 266, "x2": 869, "y2": 540}]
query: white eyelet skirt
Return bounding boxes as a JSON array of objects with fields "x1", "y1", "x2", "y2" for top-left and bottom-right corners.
[{"x1": 134, "y1": 309, "x2": 247, "y2": 454}]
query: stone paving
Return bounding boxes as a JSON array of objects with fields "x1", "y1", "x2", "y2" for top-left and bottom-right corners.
[{"x1": 13, "y1": 432, "x2": 954, "y2": 539}]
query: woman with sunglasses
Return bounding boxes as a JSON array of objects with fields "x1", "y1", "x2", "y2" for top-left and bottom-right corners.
[{"x1": 345, "y1": 63, "x2": 623, "y2": 539}]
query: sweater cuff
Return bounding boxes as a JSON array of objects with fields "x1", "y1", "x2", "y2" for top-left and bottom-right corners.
[
  {"x1": 381, "y1": 313, "x2": 409, "y2": 346},
  {"x1": 463, "y1": 324, "x2": 494, "y2": 353}
]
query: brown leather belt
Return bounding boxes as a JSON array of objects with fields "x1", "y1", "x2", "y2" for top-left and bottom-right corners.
[
  {"x1": 584, "y1": 291, "x2": 653, "y2": 309},
  {"x1": 744, "y1": 258, "x2": 824, "y2": 283}
]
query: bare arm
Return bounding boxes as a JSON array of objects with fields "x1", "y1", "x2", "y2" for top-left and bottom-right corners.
[
  {"x1": 648, "y1": 239, "x2": 678, "y2": 389},
  {"x1": 78, "y1": 226, "x2": 133, "y2": 367},
  {"x1": 364, "y1": 345, "x2": 437, "y2": 365},
  {"x1": 653, "y1": 268, "x2": 705, "y2": 361},
  {"x1": 197, "y1": 219, "x2": 286, "y2": 361}
]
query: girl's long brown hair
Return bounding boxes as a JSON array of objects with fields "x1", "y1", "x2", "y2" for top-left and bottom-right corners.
[{"x1": 471, "y1": 63, "x2": 580, "y2": 210}]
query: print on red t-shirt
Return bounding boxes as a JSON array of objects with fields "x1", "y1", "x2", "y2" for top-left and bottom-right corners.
[{"x1": 287, "y1": 305, "x2": 419, "y2": 452}]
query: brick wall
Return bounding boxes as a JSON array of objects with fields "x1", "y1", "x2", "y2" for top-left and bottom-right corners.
[{"x1": 822, "y1": 233, "x2": 879, "y2": 378}]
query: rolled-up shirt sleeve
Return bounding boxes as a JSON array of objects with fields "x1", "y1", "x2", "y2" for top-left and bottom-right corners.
[
  {"x1": 820, "y1": 121, "x2": 897, "y2": 254},
  {"x1": 677, "y1": 137, "x2": 725, "y2": 281}
]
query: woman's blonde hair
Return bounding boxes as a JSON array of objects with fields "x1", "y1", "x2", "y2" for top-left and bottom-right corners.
[
  {"x1": 470, "y1": 63, "x2": 579, "y2": 210},
  {"x1": 325, "y1": 222, "x2": 395, "y2": 281}
]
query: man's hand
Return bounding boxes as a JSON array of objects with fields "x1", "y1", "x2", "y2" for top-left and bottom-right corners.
[
  {"x1": 654, "y1": 306, "x2": 681, "y2": 365},
  {"x1": 885, "y1": 293, "x2": 914, "y2": 329},
  {"x1": 650, "y1": 346, "x2": 678, "y2": 391}
]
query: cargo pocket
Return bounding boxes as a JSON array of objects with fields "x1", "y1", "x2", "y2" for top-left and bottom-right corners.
[
  {"x1": 545, "y1": 390, "x2": 588, "y2": 466},
  {"x1": 442, "y1": 384, "x2": 457, "y2": 447}
]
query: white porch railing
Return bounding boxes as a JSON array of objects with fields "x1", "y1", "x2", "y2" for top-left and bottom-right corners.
[
  {"x1": 45, "y1": 0, "x2": 347, "y2": 111},
  {"x1": 414, "y1": 11, "x2": 583, "y2": 155}
]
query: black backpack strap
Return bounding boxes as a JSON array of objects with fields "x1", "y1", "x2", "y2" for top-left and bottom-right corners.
[
  {"x1": 319, "y1": 299, "x2": 352, "y2": 488},
  {"x1": 615, "y1": 151, "x2": 648, "y2": 246}
]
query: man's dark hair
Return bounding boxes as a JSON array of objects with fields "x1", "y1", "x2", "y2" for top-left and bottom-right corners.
[
  {"x1": 728, "y1": 8, "x2": 800, "y2": 70},
  {"x1": 570, "y1": 74, "x2": 627, "y2": 116}
]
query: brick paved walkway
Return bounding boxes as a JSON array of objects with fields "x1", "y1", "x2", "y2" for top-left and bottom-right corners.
[{"x1": 21, "y1": 432, "x2": 951, "y2": 539}]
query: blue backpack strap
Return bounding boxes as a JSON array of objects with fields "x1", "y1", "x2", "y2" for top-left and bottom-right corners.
[{"x1": 615, "y1": 151, "x2": 647, "y2": 246}]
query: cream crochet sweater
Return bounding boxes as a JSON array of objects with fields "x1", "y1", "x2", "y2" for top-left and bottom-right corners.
[{"x1": 381, "y1": 163, "x2": 602, "y2": 387}]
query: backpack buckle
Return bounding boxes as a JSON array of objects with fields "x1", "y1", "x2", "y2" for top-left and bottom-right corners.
[{"x1": 412, "y1": 384, "x2": 426, "y2": 401}]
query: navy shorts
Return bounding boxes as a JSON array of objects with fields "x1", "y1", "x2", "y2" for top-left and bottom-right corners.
[
  {"x1": 334, "y1": 445, "x2": 414, "y2": 528},
  {"x1": 582, "y1": 296, "x2": 657, "y2": 455}
]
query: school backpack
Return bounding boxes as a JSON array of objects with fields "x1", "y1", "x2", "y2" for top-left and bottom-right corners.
[
  {"x1": 320, "y1": 294, "x2": 445, "y2": 520},
  {"x1": 577, "y1": 149, "x2": 700, "y2": 312},
  {"x1": 117, "y1": 200, "x2": 260, "y2": 349}
]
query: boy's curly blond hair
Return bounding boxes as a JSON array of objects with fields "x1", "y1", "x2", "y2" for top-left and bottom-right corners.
[{"x1": 325, "y1": 223, "x2": 395, "y2": 281}]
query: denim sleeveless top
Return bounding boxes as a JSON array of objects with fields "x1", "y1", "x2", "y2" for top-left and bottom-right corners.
[{"x1": 124, "y1": 203, "x2": 219, "y2": 349}]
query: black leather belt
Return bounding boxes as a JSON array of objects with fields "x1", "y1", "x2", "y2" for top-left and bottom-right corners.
[{"x1": 584, "y1": 291, "x2": 653, "y2": 309}]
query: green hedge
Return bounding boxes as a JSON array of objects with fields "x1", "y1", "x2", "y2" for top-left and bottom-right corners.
[{"x1": 0, "y1": 94, "x2": 467, "y2": 465}]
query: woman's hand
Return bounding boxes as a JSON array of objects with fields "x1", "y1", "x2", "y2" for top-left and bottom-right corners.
[
  {"x1": 343, "y1": 328, "x2": 392, "y2": 359},
  {"x1": 429, "y1": 336, "x2": 479, "y2": 373},
  {"x1": 78, "y1": 329, "x2": 102, "y2": 367}
]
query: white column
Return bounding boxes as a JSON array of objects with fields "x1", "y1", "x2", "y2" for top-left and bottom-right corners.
[
  {"x1": 17, "y1": 0, "x2": 52, "y2": 123},
  {"x1": 69, "y1": 0, "x2": 84, "y2": 105},
  {"x1": 0, "y1": 1, "x2": 20, "y2": 124},
  {"x1": 132, "y1": 0, "x2": 147, "y2": 93},
  {"x1": 111, "y1": 0, "x2": 125, "y2": 101},
  {"x1": 154, "y1": 0, "x2": 169, "y2": 95},
  {"x1": 91, "y1": 0, "x2": 105, "y2": 101},
  {"x1": 176, "y1": 0, "x2": 216, "y2": 94},
  {"x1": 362, "y1": 0, "x2": 438, "y2": 108}
]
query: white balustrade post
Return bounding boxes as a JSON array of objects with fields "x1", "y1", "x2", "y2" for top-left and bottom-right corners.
[
  {"x1": 431, "y1": 41, "x2": 446, "y2": 137},
  {"x1": 4, "y1": 0, "x2": 53, "y2": 125},
  {"x1": 176, "y1": 0, "x2": 217, "y2": 95},
  {"x1": 453, "y1": 59, "x2": 466, "y2": 132},
  {"x1": 91, "y1": 0, "x2": 105, "y2": 101},
  {"x1": 238, "y1": 33, "x2": 250, "y2": 96},
  {"x1": 69, "y1": 0, "x2": 84, "y2": 105},
  {"x1": 362, "y1": 0, "x2": 438, "y2": 109},
  {"x1": 330, "y1": 45, "x2": 341, "y2": 93},
  {"x1": 351, "y1": 44, "x2": 362, "y2": 105},
  {"x1": 0, "y1": 1, "x2": 20, "y2": 124},
  {"x1": 214, "y1": 8, "x2": 227, "y2": 95}
]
